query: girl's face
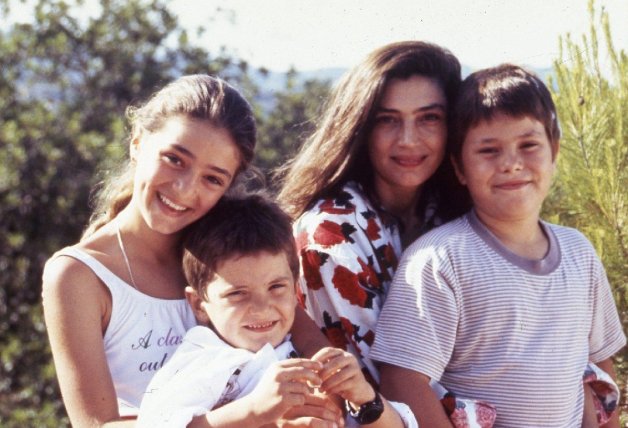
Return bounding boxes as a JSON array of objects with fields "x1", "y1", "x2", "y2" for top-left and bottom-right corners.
[
  {"x1": 368, "y1": 75, "x2": 447, "y2": 200},
  {"x1": 131, "y1": 115, "x2": 241, "y2": 235}
]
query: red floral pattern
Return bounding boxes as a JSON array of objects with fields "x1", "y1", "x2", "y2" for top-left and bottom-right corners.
[
  {"x1": 301, "y1": 249, "x2": 327, "y2": 291},
  {"x1": 319, "y1": 198, "x2": 354, "y2": 215},
  {"x1": 294, "y1": 183, "x2": 400, "y2": 384},
  {"x1": 313, "y1": 220, "x2": 356, "y2": 247},
  {"x1": 357, "y1": 258, "x2": 381, "y2": 289},
  {"x1": 332, "y1": 265, "x2": 373, "y2": 308}
]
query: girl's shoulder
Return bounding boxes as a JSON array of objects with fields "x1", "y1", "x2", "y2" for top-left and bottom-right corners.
[{"x1": 42, "y1": 229, "x2": 119, "y2": 316}]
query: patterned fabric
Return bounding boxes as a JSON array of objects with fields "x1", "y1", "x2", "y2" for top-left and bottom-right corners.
[
  {"x1": 371, "y1": 212, "x2": 626, "y2": 427},
  {"x1": 583, "y1": 361, "x2": 621, "y2": 425},
  {"x1": 294, "y1": 182, "x2": 496, "y2": 427},
  {"x1": 294, "y1": 182, "x2": 405, "y2": 384}
]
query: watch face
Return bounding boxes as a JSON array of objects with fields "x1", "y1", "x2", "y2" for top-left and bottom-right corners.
[
  {"x1": 351, "y1": 392, "x2": 385, "y2": 424},
  {"x1": 359, "y1": 402, "x2": 385, "y2": 424}
]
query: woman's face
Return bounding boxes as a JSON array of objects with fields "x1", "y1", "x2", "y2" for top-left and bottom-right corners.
[
  {"x1": 368, "y1": 75, "x2": 447, "y2": 200},
  {"x1": 131, "y1": 115, "x2": 241, "y2": 235}
]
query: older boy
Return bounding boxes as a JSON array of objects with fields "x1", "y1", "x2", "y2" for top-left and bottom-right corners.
[
  {"x1": 371, "y1": 65, "x2": 626, "y2": 427},
  {"x1": 137, "y1": 194, "x2": 416, "y2": 428}
]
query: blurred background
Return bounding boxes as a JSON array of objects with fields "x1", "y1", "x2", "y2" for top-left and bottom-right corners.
[{"x1": 0, "y1": 0, "x2": 626, "y2": 425}]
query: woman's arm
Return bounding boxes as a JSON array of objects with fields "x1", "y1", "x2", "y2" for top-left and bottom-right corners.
[
  {"x1": 379, "y1": 363, "x2": 453, "y2": 428},
  {"x1": 290, "y1": 306, "x2": 331, "y2": 357},
  {"x1": 43, "y1": 256, "x2": 129, "y2": 427}
]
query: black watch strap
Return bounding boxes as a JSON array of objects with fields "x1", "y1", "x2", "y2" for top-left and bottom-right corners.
[{"x1": 346, "y1": 391, "x2": 384, "y2": 424}]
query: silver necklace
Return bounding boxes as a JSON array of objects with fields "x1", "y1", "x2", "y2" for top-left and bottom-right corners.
[{"x1": 115, "y1": 219, "x2": 138, "y2": 290}]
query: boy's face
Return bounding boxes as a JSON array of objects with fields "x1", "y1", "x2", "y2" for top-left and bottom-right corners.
[
  {"x1": 187, "y1": 251, "x2": 296, "y2": 352},
  {"x1": 454, "y1": 114, "x2": 557, "y2": 225}
]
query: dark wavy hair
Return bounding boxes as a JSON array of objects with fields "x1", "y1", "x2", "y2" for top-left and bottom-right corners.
[{"x1": 276, "y1": 40, "x2": 467, "y2": 221}]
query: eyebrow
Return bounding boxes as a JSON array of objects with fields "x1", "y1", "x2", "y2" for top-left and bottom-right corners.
[
  {"x1": 376, "y1": 102, "x2": 446, "y2": 113},
  {"x1": 172, "y1": 144, "x2": 234, "y2": 179},
  {"x1": 477, "y1": 129, "x2": 545, "y2": 144}
]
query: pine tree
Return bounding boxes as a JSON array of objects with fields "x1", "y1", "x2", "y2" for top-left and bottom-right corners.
[{"x1": 545, "y1": 0, "x2": 627, "y2": 413}]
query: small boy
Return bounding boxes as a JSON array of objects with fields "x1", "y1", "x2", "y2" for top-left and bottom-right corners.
[
  {"x1": 137, "y1": 194, "x2": 416, "y2": 428},
  {"x1": 370, "y1": 65, "x2": 626, "y2": 427}
]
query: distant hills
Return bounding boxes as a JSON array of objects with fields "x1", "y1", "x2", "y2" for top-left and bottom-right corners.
[{"x1": 249, "y1": 64, "x2": 554, "y2": 112}]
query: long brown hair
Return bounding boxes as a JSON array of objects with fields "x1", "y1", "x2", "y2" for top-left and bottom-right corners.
[
  {"x1": 83, "y1": 74, "x2": 257, "y2": 237},
  {"x1": 276, "y1": 41, "x2": 464, "y2": 220}
]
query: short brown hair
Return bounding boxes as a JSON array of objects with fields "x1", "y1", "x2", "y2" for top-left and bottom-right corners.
[
  {"x1": 450, "y1": 64, "x2": 560, "y2": 165},
  {"x1": 182, "y1": 193, "x2": 299, "y2": 296}
]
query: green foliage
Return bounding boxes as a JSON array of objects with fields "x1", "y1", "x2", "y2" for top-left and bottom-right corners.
[
  {"x1": 0, "y1": 0, "x2": 251, "y2": 425},
  {"x1": 255, "y1": 68, "x2": 331, "y2": 179},
  {"x1": 545, "y1": 0, "x2": 628, "y2": 413}
]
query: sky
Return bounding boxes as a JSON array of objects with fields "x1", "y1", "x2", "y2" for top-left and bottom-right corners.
[{"x1": 169, "y1": 0, "x2": 628, "y2": 74}]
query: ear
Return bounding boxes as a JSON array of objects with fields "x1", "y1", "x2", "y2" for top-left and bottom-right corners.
[
  {"x1": 451, "y1": 154, "x2": 467, "y2": 186},
  {"x1": 185, "y1": 286, "x2": 211, "y2": 325},
  {"x1": 129, "y1": 130, "x2": 143, "y2": 163},
  {"x1": 551, "y1": 140, "x2": 560, "y2": 164}
]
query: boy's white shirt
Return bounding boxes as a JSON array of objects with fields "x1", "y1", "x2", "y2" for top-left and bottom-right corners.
[
  {"x1": 137, "y1": 325, "x2": 417, "y2": 428},
  {"x1": 137, "y1": 326, "x2": 295, "y2": 427}
]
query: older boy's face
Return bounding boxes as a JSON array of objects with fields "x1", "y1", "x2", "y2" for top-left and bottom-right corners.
[
  {"x1": 200, "y1": 251, "x2": 296, "y2": 352},
  {"x1": 454, "y1": 114, "x2": 556, "y2": 225}
]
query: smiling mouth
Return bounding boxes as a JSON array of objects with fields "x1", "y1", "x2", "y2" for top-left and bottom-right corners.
[
  {"x1": 495, "y1": 181, "x2": 529, "y2": 190},
  {"x1": 158, "y1": 193, "x2": 188, "y2": 212},
  {"x1": 244, "y1": 321, "x2": 278, "y2": 331},
  {"x1": 392, "y1": 155, "x2": 427, "y2": 167}
]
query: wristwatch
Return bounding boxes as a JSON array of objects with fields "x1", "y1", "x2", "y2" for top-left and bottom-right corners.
[{"x1": 346, "y1": 391, "x2": 384, "y2": 424}]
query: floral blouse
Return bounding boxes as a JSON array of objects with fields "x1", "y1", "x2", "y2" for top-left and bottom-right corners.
[{"x1": 294, "y1": 181, "x2": 435, "y2": 384}]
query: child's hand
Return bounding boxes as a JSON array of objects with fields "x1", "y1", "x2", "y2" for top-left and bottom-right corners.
[
  {"x1": 245, "y1": 358, "x2": 323, "y2": 425},
  {"x1": 274, "y1": 392, "x2": 345, "y2": 428},
  {"x1": 312, "y1": 347, "x2": 376, "y2": 408}
]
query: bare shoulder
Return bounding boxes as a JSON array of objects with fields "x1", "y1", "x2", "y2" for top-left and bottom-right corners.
[
  {"x1": 42, "y1": 234, "x2": 116, "y2": 324},
  {"x1": 42, "y1": 249, "x2": 106, "y2": 304}
]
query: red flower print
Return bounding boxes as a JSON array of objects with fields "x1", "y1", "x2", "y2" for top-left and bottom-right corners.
[
  {"x1": 319, "y1": 198, "x2": 354, "y2": 215},
  {"x1": 332, "y1": 266, "x2": 372, "y2": 307},
  {"x1": 301, "y1": 249, "x2": 327, "y2": 291},
  {"x1": 295, "y1": 230, "x2": 309, "y2": 251},
  {"x1": 449, "y1": 408, "x2": 470, "y2": 428},
  {"x1": 362, "y1": 329, "x2": 375, "y2": 346},
  {"x1": 313, "y1": 221, "x2": 356, "y2": 246},
  {"x1": 339, "y1": 317, "x2": 356, "y2": 337},
  {"x1": 324, "y1": 326, "x2": 348, "y2": 350},
  {"x1": 364, "y1": 217, "x2": 381, "y2": 241},
  {"x1": 474, "y1": 402, "x2": 497, "y2": 427},
  {"x1": 357, "y1": 258, "x2": 381, "y2": 289}
]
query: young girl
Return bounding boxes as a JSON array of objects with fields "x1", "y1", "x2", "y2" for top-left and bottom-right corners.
[{"x1": 42, "y1": 75, "x2": 332, "y2": 427}]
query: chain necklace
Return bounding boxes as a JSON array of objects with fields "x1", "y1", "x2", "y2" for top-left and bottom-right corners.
[{"x1": 115, "y1": 219, "x2": 139, "y2": 290}]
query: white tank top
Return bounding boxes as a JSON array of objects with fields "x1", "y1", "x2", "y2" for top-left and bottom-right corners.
[{"x1": 53, "y1": 247, "x2": 197, "y2": 416}]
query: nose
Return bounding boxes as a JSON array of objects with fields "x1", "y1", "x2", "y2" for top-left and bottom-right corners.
[
  {"x1": 173, "y1": 170, "x2": 199, "y2": 199},
  {"x1": 398, "y1": 120, "x2": 420, "y2": 147},
  {"x1": 500, "y1": 149, "x2": 523, "y2": 172},
  {"x1": 248, "y1": 293, "x2": 269, "y2": 315}
]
